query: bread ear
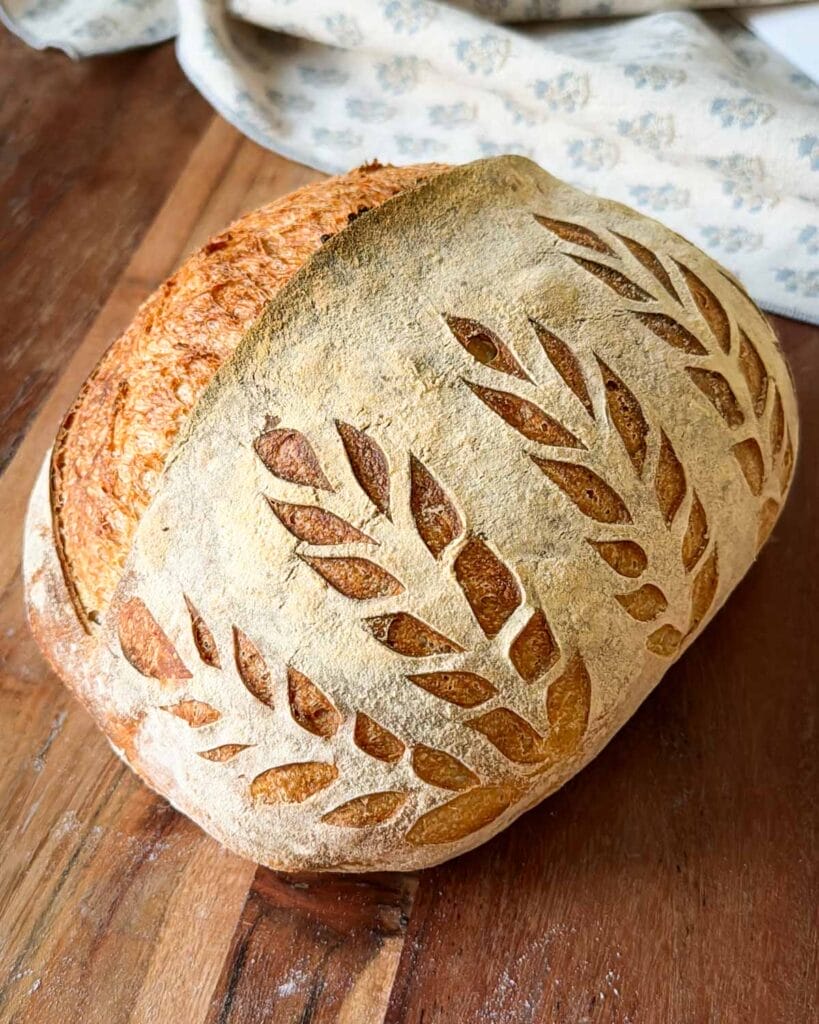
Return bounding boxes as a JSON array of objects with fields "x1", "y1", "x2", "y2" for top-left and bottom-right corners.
[{"x1": 46, "y1": 163, "x2": 449, "y2": 625}]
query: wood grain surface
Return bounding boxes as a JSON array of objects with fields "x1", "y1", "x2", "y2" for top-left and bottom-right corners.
[{"x1": 0, "y1": 33, "x2": 816, "y2": 1024}]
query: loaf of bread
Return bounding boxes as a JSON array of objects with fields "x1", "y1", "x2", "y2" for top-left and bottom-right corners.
[{"x1": 25, "y1": 156, "x2": 797, "y2": 871}]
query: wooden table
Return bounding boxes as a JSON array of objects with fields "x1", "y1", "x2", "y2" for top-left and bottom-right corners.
[{"x1": 1, "y1": 31, "x2": 816, "y2": 1024}]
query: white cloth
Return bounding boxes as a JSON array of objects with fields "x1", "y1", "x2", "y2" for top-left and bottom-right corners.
[
  {"x1": 740, "y1": 4, "x2": 819, "y2": 84},
  {"x1": 3, "y1": 0, "x2": 818, "y2": 323}
]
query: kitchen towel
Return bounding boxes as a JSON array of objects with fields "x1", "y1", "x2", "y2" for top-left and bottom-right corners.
[{"x1": 3, "y1": 0, "x2": 818, "y2": 322}]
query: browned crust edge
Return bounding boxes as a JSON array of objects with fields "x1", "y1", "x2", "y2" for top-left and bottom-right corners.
[{"x1": 47, "y1": 161, "x2": 451, "y2": 631}]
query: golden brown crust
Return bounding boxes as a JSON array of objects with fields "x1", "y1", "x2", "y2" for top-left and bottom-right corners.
[{"x1": 50, "y1": 162, "x2": 450, "y2": 624}]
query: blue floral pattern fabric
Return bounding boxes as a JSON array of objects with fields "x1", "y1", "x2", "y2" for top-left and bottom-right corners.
[{"x1": 3, "y1": 0, "x2": 817, "y2": 322}]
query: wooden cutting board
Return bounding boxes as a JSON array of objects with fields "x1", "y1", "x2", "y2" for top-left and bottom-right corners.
[{"x1": 1, "y1": 114, "x2": 816, "y2": 1024}]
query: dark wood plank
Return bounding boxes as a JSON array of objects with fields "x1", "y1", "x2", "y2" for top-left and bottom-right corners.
[
  {"x1": 206, "y1": 868, "x2": 416, "y2": 1024},
  {"x1": 386, "y1": 315, "x2": 818, "y2": 1024},
  {"x1": 0, "y1": 32, "x2": 211, "y2": 473}
]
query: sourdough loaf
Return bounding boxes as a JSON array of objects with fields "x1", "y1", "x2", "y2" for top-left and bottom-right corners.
[{"x1": 25, "y1": 157, "x2": 798, "y2": 871}]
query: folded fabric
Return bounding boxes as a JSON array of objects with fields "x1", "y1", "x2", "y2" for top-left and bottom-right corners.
[{"x1": 3, "y1": 0, "x2": 818, "y2": 323}]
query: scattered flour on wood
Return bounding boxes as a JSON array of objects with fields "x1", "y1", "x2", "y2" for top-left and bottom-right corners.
[
  {"x1": 19, "y1": 798, "x2": 41, "y2": 833},
  {"x1": 32, "y1": 710, "x2": 68, "y2": 772},
  {"x1": 52, "y1": 809, "x2": 80, "y2": 840},
  {"x1": 276, "y1": 958, "x2": 310, "y2": 998}
]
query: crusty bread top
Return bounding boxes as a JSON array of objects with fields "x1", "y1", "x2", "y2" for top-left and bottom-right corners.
[{"x1": 50, "y1": 162, "x2": 449, "y2": 624}]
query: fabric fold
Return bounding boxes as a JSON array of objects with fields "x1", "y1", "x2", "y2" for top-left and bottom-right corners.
[{"x1": 3, "y1": 0, "x2": 818, "y2": 321}]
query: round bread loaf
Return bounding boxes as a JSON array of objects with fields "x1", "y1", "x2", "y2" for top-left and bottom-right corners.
[{"x1": 25, "y1": 156, "x2": 798, "y2": 871}]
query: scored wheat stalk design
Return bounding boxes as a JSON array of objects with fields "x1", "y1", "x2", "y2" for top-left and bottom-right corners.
[
  {"x1": 531, "y1": 215, "x2": 793, "y2": 540},
  {"x1": 245, "y1": 417, "x2": 592, "y2": 846},
  {"x1": 115, "y1": 211, "x2": 793, "y2": 849},
  {"x1": 117, "y1": 414, "x2": 592, "y2": 847},
  {"x1": 446, "y1": 213, "x2": 792, "y2": 655}
]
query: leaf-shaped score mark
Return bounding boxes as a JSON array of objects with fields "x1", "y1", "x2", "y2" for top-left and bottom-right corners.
[
  {"x1": 632, "y1": 313, "x2": 707, "y2": 356},
  {"x1": 731, "y1": 438, "x2": 765, "y2": 496},
  {"x1": 545, "y1": 653, "x2": 591, "y2": 762},
  {"x1": 412, "y1": 658, "x2": 590, "y2": 786},
  {"x1": 300, "y1": 554, "x2": 404, "y2": 600},
  {"x1": 738, "y1": 329, "x2": 768, "y2": 417},
  {"x1": 287, "y1": 667, "x2": 341, "y2": 738},
  {"x1": 779, "y1": 432, "x2": 794, "y2": 494},
  {"x1": 612, "y1": 232, "x2": 680, "y2": 302},
  {"x1": 108, "y1": 713, "x2": 145, "y2": 765},
  {"x1": 674, "y1": 261, "x2": 731, "y2": 354},
  {"x1": 509, "y1": 609, "x2": 559, "y2": 683},
  {"x1": 161, "y1": 700, "x2": 220, "y2": 728},
  {"x1": 118, "y1": 598, "x2": 191, "y2": 683},
  {"x1": 409, "y1": 454, "x2": 463, "y2": 559},
  {"x1": 365, "y1": 613, "x2": 464, "y2": 656},
  {"x1": 646, "y1": 625, "x2": 683, "y2": 657},
  {"x1": 353, "y1": 713, "x2": 405, "y2": 763},
  {"x1": 464, "y1": 380, "x2": 584, "y2": 448},
  {"x1": 251, "y1": 762, "x2": 338, "y2": 804},
  {"x1": 688, "y1": 547, "x2": 719, "y2": 635},
  {"x1": 596, "y1": 357, "x2": 648, "y2": 475},
  {"x1": 682, "y1": 493, "x2": 709, "y2": 572},
  {"x1": 411, "y1": 745, "x2": 480, "y2": 791},
  {"x1": 454, "y1": 535, "x2": 522, "y2": 638},
  {"x1": 406, "y1": 671, "x2": 496, "y2": 708},
  {"x1": 255, "y1": 426, "x2": 333, "y2": 490},
  {"x1": 686, "y1": 368, "x2": 744, "y2": 428},
  {"x1": 757, "y1": 498, "x2": 780, "y2": 551},
  {"x1": 532, "y1": 457, "x2": 631, "y2": 524},
  {"x1": 616, "y1": 584, "x2": 668, "y2": 622},
  {"x1": 444, "y1": 315, "x2": 531, "y2": 382},
  {"x1": 530, "y1": 320, "x2": 594, "y2": 418},
  {"x1": 322, "y1": 791, "x2": 407, "y2": 828},
  {"x1": 198, "y1": 744, "x2": 251, "y2": 762},
  {"x1": 770, "y1": 387, "x2": 785, "y2": 456},
  {"x1": 233, "y1": 627, "x2": 275, "y2": 707},
  {"x1": 587, "y1": 539, "x2": 647, "y2": 578},
  {"x1": 534, "y1": 214, "x2": 614, "y2": 255},
  {"x1": 467, "y1": 708, "x2": 549, "y2": 764},
  {"x1": 336, "y1": 421, "x2": 391, "y2": 518},
  {"x1": 184, "y1": 596, "x2": 220, "y2": 668},
  {"x1": 570, "y1": 255, "x2": 653, "y2": 302},
  {"x1": 266, "y1": 498, "x2": 374, "y2": 546},
  {"x1": 654, "y1": 432, "x2": 686, "y2": 527},
  {"x1": 405, "y1": 785, "x2": 516, "y2": 846}
]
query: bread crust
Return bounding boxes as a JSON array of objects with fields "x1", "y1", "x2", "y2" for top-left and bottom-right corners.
[
  {"x1": 24, "y1": 156, "x2": 798, "y2": 872},
  {"x1": 50, "y1": 162, "x2": 449, "y2": 625}
]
